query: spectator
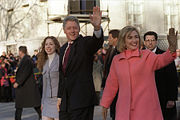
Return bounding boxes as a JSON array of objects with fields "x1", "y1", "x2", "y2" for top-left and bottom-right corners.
[
  {"x1": 1, "y1": 51, "x2": 7, "y2": 59},
  {"x1": 101, "y1": 29, "x2": 120, "y2": 120},
  {"x1": 0, "y1": 62, "x2": 10, "y2": 102},
  {"x1": 32, "y1": 50, "x2": 38, "y2": 68}
]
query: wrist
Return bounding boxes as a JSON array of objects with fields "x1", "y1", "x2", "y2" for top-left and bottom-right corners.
[
  {"x1": 169, "y1": 49, "x2": 176, "y2": 54},
  {"x1": 94, "y1": 26, "x2": 101, "y2": 31}
]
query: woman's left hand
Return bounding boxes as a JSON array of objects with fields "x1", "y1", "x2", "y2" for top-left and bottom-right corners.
[{"x1": 167, "y1": 28, "x2": 178, "y2": 53}]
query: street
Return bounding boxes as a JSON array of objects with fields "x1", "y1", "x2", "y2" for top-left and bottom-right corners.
[
  {"x1": 0, "y1": 103, "x2": 111, "y2": 120},
  {"x1": 0, "y1": 100, "x2": 180, "y2": 120}
]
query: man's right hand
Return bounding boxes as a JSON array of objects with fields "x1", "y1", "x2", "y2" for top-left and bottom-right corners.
[
  {"x1": 102, "y1": 106, "x2": 108, "y2": 120},
  {"x1": 57, "y1": 98, "x2": 62, "y2": 112}
]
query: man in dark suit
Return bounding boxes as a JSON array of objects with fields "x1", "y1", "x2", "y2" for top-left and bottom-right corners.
[
  {"x1": 57, "y1": 6, "x2": 104, "y2": 120},
  {"x1": 101, "y1": 29, "x2": 120, "y2": 120},
  {"x1": 144, "y1": 31, "x2": 178, "y2": 120},
  {"x1": 14, "y1": 46, "x2": 41, "y2": 120}
]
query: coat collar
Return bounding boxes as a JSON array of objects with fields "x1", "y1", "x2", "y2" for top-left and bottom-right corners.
[
  {"x1": 59, "y1": 36, "x2": 80, "y2": 74},
  {"x1": 49, "y1": 53, "x2": 59, "y2": 69},
  {"x1": 18, "y1": 55, "x2": 28, "y2": 67},
  {"x1": 155, "y1": 47, "x2": 163, "y2": 54},
  {"x1": 44, "y1": 53, "x2": 59, "y2": 72},
  {"x1": 118, "y1": 49, "x2": 141, "y2": 60}
]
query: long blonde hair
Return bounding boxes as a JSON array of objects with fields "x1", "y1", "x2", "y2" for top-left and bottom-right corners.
[
  {"x1": 37, "y1": 36, "x2": 60, "y2": 72},
  {"x1": 117, "y1": 26, "x2": 141, "y2": 52}
]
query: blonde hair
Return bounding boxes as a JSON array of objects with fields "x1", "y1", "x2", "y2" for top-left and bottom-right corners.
[{"x1": 117, "y1": 26, "x2": 141, "y2": 52}]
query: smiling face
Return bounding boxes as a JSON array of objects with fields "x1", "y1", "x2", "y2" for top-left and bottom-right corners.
[
  {"x1": 125, "y1": 30, "x2": 140, "y2": 50},
  {"x1": 45, "y1": 38, "x2": 56, "y2": 55},
  {"x1": 64, "y1": 21, "x2": 80, "y2": 42}
]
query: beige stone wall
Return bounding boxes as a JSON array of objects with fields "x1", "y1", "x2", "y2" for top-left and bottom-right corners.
[{"x1": 1, "y1": 0, "x2": 180, "y2": 55}]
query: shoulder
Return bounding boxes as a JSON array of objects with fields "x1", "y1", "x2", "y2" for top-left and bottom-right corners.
[
  {"x1": 156, "y1": 48, "x2": 165, "y2": 54},
  {"x1": 112, "y1": 54, "x2": 122, "y2": 62},
  {"x1": 141, "y1": 49, "x2": 151, "y2": 54},
  {"x1": 141, "y1": 49, "x2": 153, "y2": 56},
  {"x1": 55, "y1": 53, "x2": 60, "y2": 61},
  {"x1": 61, "y1": 42, "x2": 68, "y2": 49},
  {"x1": 24, "y1": 55, "x2": 33, "y2": 64},
  {"x1": 56, "y1": 53, "x2": 60, "y2": 57}
]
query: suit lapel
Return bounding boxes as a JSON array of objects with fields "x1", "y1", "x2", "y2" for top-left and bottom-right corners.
[
  {"x1": 49, "y1": 53, "x2": 58, "y2": 70},
  {"x1": 155, "y1": 47, "x2": 160, "y2": 54},
  {"x1": 43, "y1": 59, "x2": 49, "y2": 73}
]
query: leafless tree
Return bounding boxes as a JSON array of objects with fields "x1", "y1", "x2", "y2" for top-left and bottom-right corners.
[{"x1": 0, "y1": 0, "x2": 42, "y2": 41}]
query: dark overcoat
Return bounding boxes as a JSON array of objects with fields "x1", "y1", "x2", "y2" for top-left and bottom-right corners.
[
  {"x1": 155, "y1": 47, "x2": 178, "y2": 119},
  {"x1": 58, "y1": 32, "x2": 104, "y2": 112},
  {"x1": 15, "y1": 55, "x2": 41, "y2": 108}
]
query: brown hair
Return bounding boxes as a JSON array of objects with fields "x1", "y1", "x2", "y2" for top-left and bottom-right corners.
[
  {"x1": 37, "y1": 36, "x2": 60, "y2": 71},
  {"x1": 19, "y1": 46, "x2": 27, "y2": 54},
  {"x1": 109, "y1": 29, "x2": 120, "y2": 38},
  {"x1": 117, "y1": 26, "x2": 141, "y2": 52}
]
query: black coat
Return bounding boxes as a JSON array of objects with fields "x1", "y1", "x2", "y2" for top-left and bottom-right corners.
[
  {"x1": 58, "y1": 33, "x2": 104, "y2": 112},
  {"x1": 155, "y1": 47, "x2": 178, "y2": 119},
  {"x1": 15, "y1": 55, "x2": 41, "y2": 108}
]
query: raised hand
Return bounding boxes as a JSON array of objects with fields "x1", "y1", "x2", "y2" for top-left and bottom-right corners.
[
  {"x1": 167, "y1": 28, "x2": 178, "y2": 52},
  {"x1": 90, "y1": 6, "x2": 102, "y2": 31}
]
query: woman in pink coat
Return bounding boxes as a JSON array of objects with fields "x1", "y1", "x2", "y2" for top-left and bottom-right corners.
[{"x1": 100, "y1": 26, "x2": 178, "y2": 120}]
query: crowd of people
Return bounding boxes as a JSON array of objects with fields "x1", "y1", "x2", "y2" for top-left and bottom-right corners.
[
  {"x1": 0, "y1": 6, "x2": 180, "y2": 120},
  {"x1": 0, "y1": 50, "x2": 40, "y2": 103},
  {"x1": 0, "y1": 51, "x2": 19, "y2": 102}
]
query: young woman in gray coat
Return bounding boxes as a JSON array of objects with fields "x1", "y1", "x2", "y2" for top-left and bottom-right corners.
[{"x1": 37, "y1": 36, "x2": 60, "y2": 120}]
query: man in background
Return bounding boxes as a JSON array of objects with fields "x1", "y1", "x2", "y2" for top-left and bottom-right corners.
[
  {"x1": 14, "y1": 46, "x2": 41, "y2": 120},
  {"x1": 102, "y1": 29, "x2": 120, "y2": 120},
  {"x1": 144, "y1": 31, "x2": 178, "y2": 120}
]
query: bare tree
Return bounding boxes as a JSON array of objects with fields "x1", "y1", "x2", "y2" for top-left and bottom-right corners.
[{"x1": 0, "y1": 0, "x2": 41, "y2": 41}]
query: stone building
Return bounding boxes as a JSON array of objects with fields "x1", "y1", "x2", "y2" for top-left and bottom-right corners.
[{"x1": 0, "y1": 0, "x2": 180, "y2": 55}]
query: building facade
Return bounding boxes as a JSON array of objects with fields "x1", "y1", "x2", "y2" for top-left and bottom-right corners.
[{"x1": 0, "y1": 0, "x2": 180, "y2": 55}]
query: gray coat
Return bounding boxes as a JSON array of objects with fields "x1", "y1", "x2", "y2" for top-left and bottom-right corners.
[{"x1": 42, "y1": 53, "x2": 59, "y2": 104}]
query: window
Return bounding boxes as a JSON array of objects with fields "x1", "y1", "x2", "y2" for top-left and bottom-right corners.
[
  {"x1": 164, "y1": 0, "x2": 180, "y2": 33},
  {"x1": 69, "y1": 0, "x2": 100, "y2": 14},
  {"x1": 126, "y1": 0, "x2": 144, "y2": 32}
]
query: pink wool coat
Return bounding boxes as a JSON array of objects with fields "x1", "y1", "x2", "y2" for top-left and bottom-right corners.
[{"x1": 100, "y1": 49, "x2": 176, "y2": 120}]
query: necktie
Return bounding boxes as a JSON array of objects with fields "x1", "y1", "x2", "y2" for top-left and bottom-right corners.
[{"x1": 62, "y1": 43, "x2": 72, "y2": 74}]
